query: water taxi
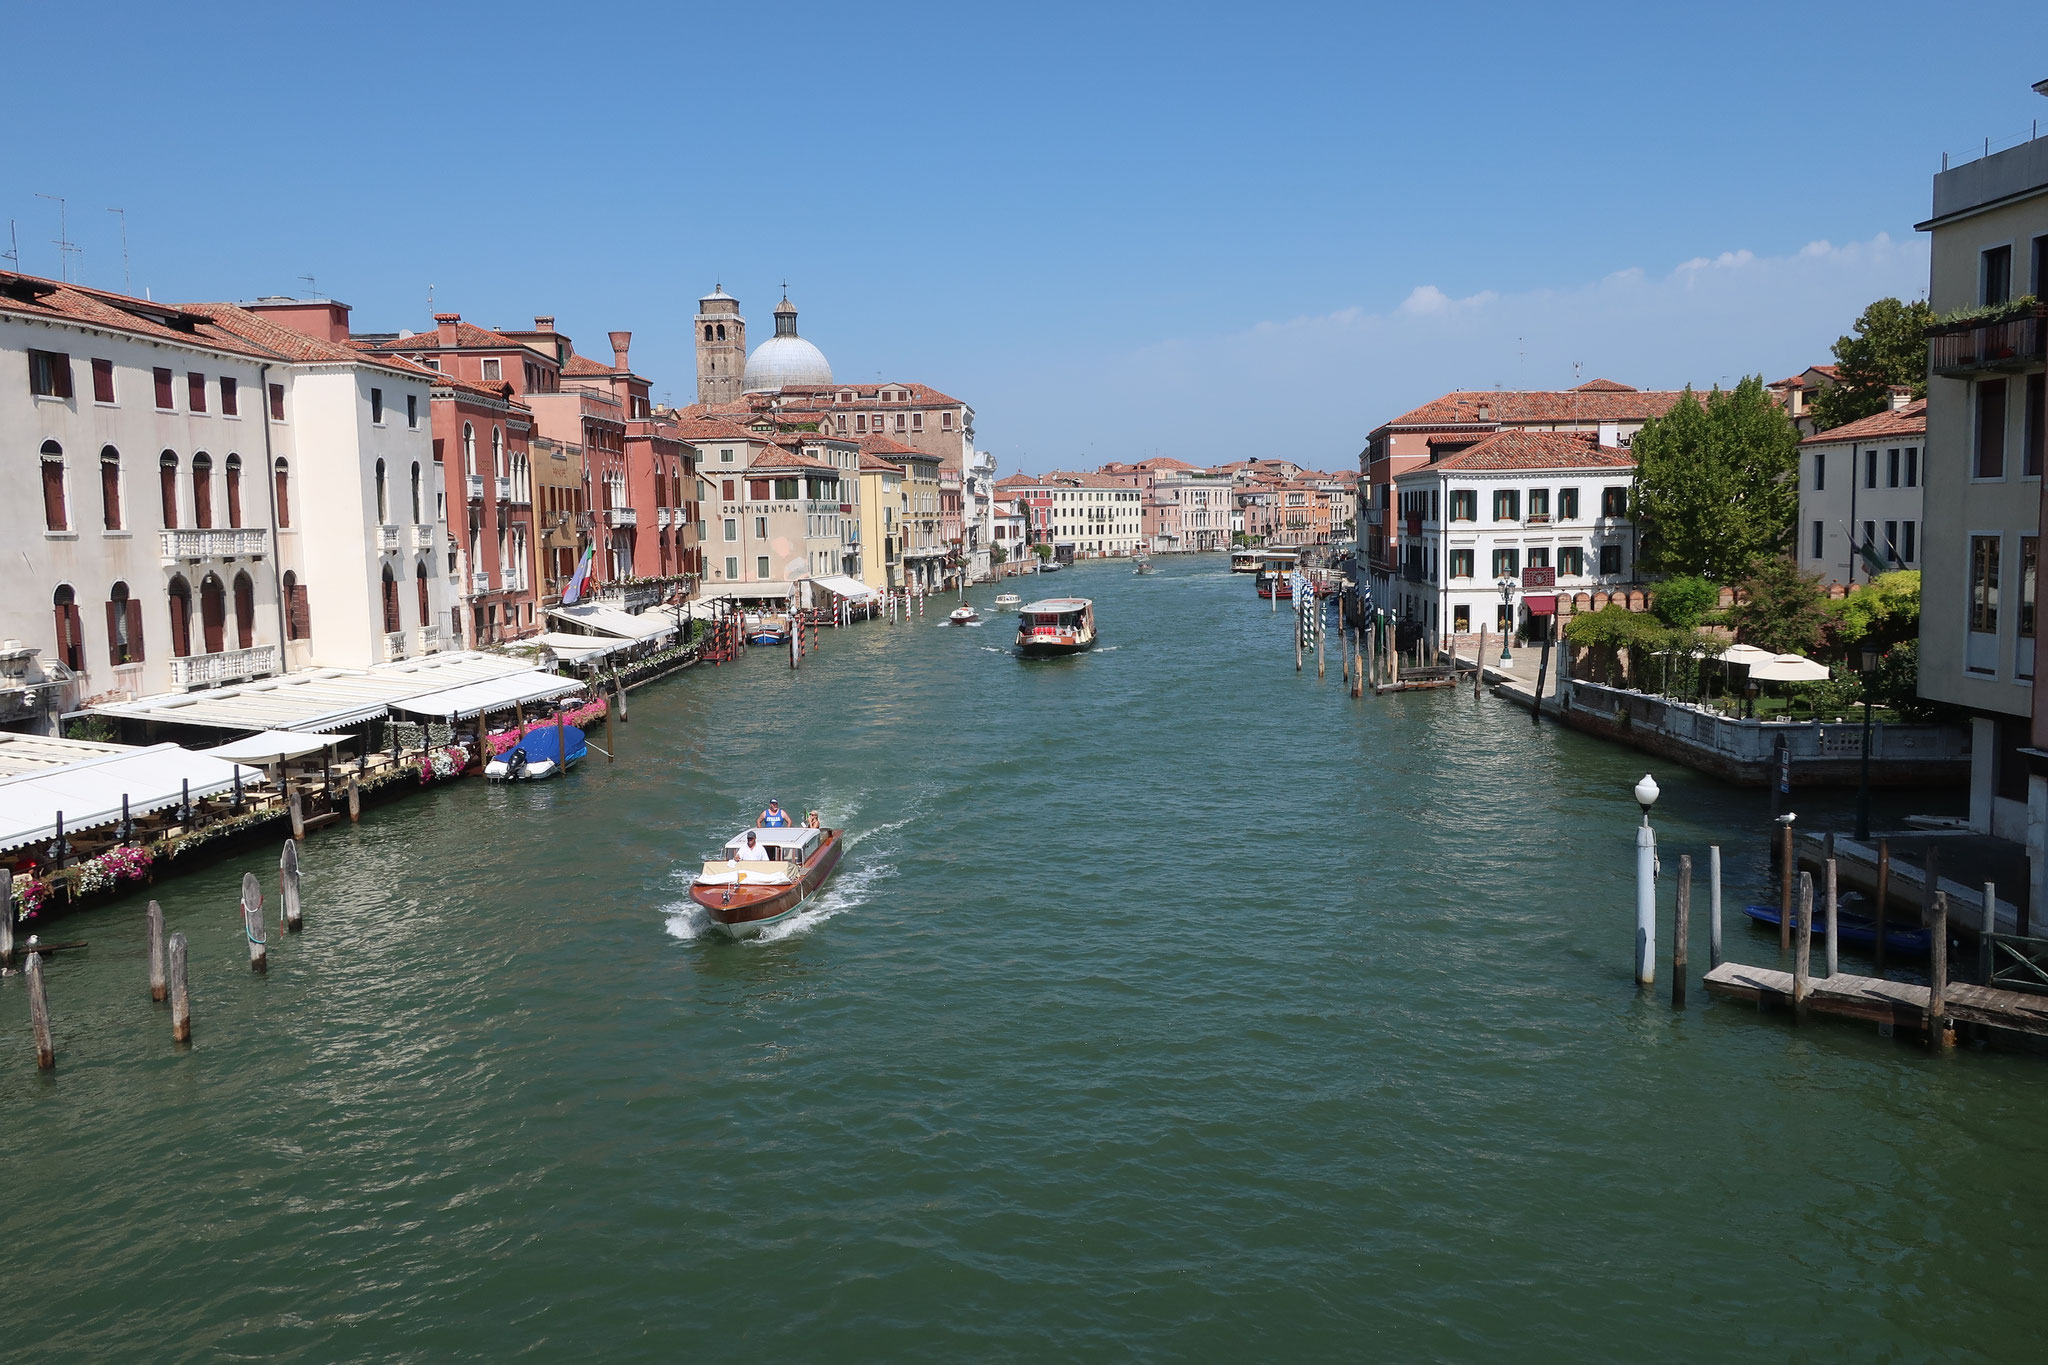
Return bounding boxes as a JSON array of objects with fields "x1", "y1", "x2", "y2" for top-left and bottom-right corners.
[
  {"x1": 1016, "y1": 597, "x2": 1096, "y2": 656},
  {"x1": 993, "y1": 592, "x2": 1022, "y2": 610},
  {"x1": 1254, "y1": 549, "x2": 1301, "y2": 598},
  {"x1": 947, "y1": 604, "x2": 980, "y2": 625},
  {"x1": 689, "y1": 824, "x2": 844, "y2": 939}
]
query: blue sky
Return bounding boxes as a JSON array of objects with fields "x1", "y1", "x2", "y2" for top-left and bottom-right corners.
[{"x1": 5, "y1": 2, "x2": 2042, "y2": 472}]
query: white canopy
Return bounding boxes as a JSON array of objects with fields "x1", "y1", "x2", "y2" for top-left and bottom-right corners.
[
  {"x1": 1719, "y1": 643, "x2": 1779, "y2": 666},
  {"x1": 809, "y1": 573, "x2": 879, "y2": 601},
  {"x1": 546, "y1": 603, "x2": 677, "y2": 642},
  {"x1": 0, "y1": 744, "x2": 265, "y2": 855},
  {"x1": 1748, "y1": 654, "x2": 1834, "y2": 682},
  {"x1": 87, "y1": 652, "x2": 535, "y2": 732},
  {"x1": 388, "y1": 672, "x2": 586, "y2": 721},
  {"x1": 698, "y1": 581, "x2": 793, "y2": 602},
  {"x1": 202, "y1": 730, "x2": 338, "y2": 765},
  {"x1": 528, "y1": 631, "x2": 630, "y2": 664}
]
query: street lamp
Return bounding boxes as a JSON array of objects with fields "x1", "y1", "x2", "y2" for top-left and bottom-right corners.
[
  {"x1": 1633, "y1": 774, "x2": 1660, "y2": 986},
  {"x1": 1496, "y1": 575, "x2": 1516, "y2": 665},
  {"x1": 1856, "y1": 645, "x2": 1879, "y2": 841}
]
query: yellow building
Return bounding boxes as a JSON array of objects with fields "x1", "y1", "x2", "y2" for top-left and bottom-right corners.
[
  {"x1": 859, "y1": 450, "x2": 908, "y2": 590},
  {"x1": 864, "y1": 436, "x2": 946, "y2": 589}
]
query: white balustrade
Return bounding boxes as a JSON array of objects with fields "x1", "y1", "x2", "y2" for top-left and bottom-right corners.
[
  {"x1": 169, "y1": 644, "x2": 278, "y2": 689},
  {"x1": 159, "y1": 528, "x2": 269, "y2": 561}
]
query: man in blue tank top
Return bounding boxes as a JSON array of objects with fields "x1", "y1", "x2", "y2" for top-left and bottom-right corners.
[{"x1": 759, "y1": 799, "x2": 791, "y2": 828}]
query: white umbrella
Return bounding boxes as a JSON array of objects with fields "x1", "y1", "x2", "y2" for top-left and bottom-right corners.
[
  {"x1": 1747, "y1": 654, "x2": 1833, "y2": 682},
  {"x1": 1720, "y1": 643, "x2": 1777, "y2": 666}
]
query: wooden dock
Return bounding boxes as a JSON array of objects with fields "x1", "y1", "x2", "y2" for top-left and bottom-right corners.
[{"x1": 1703, "y1": 961, "x2": 2048, "y2": 1039}]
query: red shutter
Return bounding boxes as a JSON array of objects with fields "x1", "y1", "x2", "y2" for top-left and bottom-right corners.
[
  {"x1": 101, "y1": 459, "x2": 121, "y2": 530},
  {"x1": 381, "y1": 578, "x2": 400, "y2": 633},
  {"x1": 227, "y1": 467, "x2": 243, "y2": 528},
  {"x1": 106, "y1": 599, "x2": 123, "y2": 667},
  {"x1": 268, "y1": 383, "x2": 284, "y2": 420},
  {"x1": 723, "y1": 480, "x2": 735, "y2": 500},
  {"x1": 220, "y1": 377, "x2": 237, "y2": 415},
  {"x1": 91, "y1": 358, "x2": 114, "y2": 403},
  {"x1": 154, "y1": 368, "x2": 174, "y2": 409},
  {"x1": 201, "y1": 581, "x2": 225, "y2": 654},
  {"x1": 274, "y1": 468, "x2": 290, "y2": 527},
  {"x1": 168, "y1": 591, "x2": 190, "y2": 658},
  {"x1": 416, "y1": 571, "x2": 429, "y2": 623},
  {"x1": 126, "y1": 599, "x2": 145, "y2": 663},
  {"x1": 234, "y1": 576, "x2": 254, "y2": 649},
  {"x1": 187, "y1": 373, "x2": 206, "y2": 412},
  {"x1": 293, "y1": 584, "x2": 312, "y2": 639},
  {"x1": 41, "y1": 459, "x2": 66, "y2": 531},
  {"x1": 161, "y1": 463, "x2": 179, "y2": 528},
  {"x1": 53, "y1": 603, "x2": 81, "y2": 671},
  {"x1": 193, "y1": 469, "x2": 212, "y2": 529}
]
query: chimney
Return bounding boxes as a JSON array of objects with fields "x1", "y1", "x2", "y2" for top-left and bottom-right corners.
[
  {"x1": 609, "y1": 330, "x2": 632, "y2": 372},
  {"x1": 1597, "y1": 420, "x2": 1622, "y2": 447},
  {"x1": 533, "y1": 315, "x2": 555, "y2": 332},
  {"x1": 434, "y1": 312, "x2": 461, "y2": 348}
]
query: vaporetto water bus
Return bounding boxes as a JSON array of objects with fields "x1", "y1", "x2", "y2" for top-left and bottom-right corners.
[{"x1": 1016, "y1": 598, "x2": 1097, "y2": 657}]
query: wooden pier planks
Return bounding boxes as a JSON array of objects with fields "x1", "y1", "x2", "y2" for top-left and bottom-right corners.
[{"x1": 1703, "y1": 961, "x2": 2048, "y2": 1039}]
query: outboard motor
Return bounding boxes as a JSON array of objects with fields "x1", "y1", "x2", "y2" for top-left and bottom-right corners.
[{"x1": 508, "y1": 747, "x2": 528, "y2": 779}]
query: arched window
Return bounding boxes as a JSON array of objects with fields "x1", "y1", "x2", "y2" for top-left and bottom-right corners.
[
  {"x1": 705, "y1": 324, "x2": 714, "y2": 342},
  {"x1": 375, "y1": 457, "x2": 389, "y2": 524},
  {"x1": 282, "y1": 570, "x2": 310, "y2": 641},
  {"x1": 273, "y1": 457, "x2": 291, "y2": 529},
  {"x1": 225, "y1": 454, "x2": 243, "y2": 528},
  {"x1": 716, "y1": 324, "x2": 726, "y2": 341},
  {"x1": 51, "y1": 585, "x2": 83, "y2": 670},
  {"x1": 160, "y1": 451, "x2": 180, "y2": 528},
  {"x1": 410, "y1": 462, "x2": 423, "y2": 524},
  {"x1": 191, "y1": 452, "x2": 214, "y2": 529},
  {"x1": 492, "y1": 427, "x2": 504, "y2": 479},
  {"x1": 40, "y1": 441, "x2": 67, "y2": 532},
  {"x1": 106, "y1": 581, "x2": 142, "y2": 666},
  {"x1": 415, "y1": 561, "x2": 430, "y2": 628},
  {"x1": 462, "y1": 422, "x2": 476, "y2": 476},
  {"x1": 233, "y1": 571, "x2": 255, "y2": 650},
  {"x1": 380, "y1": 564, "x2": 401, "y2": 633},
  {"x1": 199, "y1": 573, "x2": 226, "y2": 654},
  {"x1": 166, "y1": 575, "x2": 192, "y2": 658},
  {"x1": 100, "y1": 446, "x2": 122, "y2": 531}
]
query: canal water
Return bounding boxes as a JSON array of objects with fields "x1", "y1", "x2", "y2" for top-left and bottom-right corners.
[{"x1": 1, "y1": 556, "x2": 2033, "y2": 1362}]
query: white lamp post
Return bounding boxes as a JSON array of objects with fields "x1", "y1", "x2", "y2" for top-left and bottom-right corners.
[{"x1": 1634, "y1": 773, "x2": 1660, "y2": 986}]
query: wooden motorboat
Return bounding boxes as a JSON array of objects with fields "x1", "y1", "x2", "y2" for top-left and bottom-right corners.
[
  {"x1": 1017, "y1": 597, "x2": 1096, "y2": 656},
  {"x1": 1254, "y1": 549, "x2": 1300, "y2": 598},
  {"x1": 690, "y1": 825, "x2": 844, "y2": 939},
  {"x1": 1133, "y1": 557, "x2": 1155, "y2": 575},
  {"x1": 484, "y1": 724, "x2": 586, "y2": 780},
  {"x1": 993, "y1": 592, "x2": 1022, "y2": 610},
  {"x1": 1741, "y1": 902, "x2": 1931, "y2": 958},
  {"x1": 1255, "y1": 570, "x2": 1294, "y2": 599},
  {"x1": 947, "y1": 604, "x2": 980, "y2": 625}
]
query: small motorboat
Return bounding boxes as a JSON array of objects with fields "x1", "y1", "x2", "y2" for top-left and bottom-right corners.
[
  {"x1": 1133, "y1": 557, "x2": 1155, "y2": 575},
  {"x1": 993, "y1": 592, "x2": 1022, "y2": 610},
  {"x1": 689, "y1": 824, "x2": 844, "y2": 939},
  {"x1": 1038, "y1": 560, "x2": 1062, "y2": 574},
  {"x1": 1017, "y1": 597, "x2": 1096, "y2": 657},
  {"x1": 947, "y1": 604, "x2": 980, "y2": 625},
  {"x1": 745, "y1": 612, "x2": 791, "y2": 645},
  {"x1": 1741, "y1": 902, "x2": 1931, "y2": 958},
  {"x1": 484, "y1": 724, "x2": 586, "y2": 780}
]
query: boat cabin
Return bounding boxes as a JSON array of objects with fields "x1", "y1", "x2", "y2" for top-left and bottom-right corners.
[
  {"x1": 1229, "y1": 548, "x2": 1266, "y2": 572},
  {"x1": 1019, "y1": 598, "x2": 1092, "y2": 633},
  {"x1": 697, "y1": 826, "x2": 821, "y2": 884}
]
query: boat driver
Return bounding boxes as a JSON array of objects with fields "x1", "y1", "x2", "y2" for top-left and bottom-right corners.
[
  {"x1": 759, "y1": 799, "x2": 791, "y2": 828},
  {"x1": 735, "y1": 831, "x2": 771, "y2": 861}
]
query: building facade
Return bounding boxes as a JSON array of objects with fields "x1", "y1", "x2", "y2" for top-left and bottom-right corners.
[{"x1": 1796, "y1": 398, "x2": 1926, "y2": 587}]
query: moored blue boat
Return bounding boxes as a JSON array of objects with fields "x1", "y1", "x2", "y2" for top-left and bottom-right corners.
[{"x1": 1741, "y1": 903, "x2": 1930, "y2": 958}]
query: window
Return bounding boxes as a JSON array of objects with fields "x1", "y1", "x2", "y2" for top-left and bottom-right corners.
[
  {"x1": 1527, "y1": 489, "x2": 1549, "y2": 520},
  {"x1": 51, "y1": 586, "x2": 83, "y2": 671},
  {"x1": 1977, "y1": 379, "x2": 2008, "y2": 477},
  {"x1": 1492, "y1": 489, "x2": 1519, "y2": 522},
  {"x1": 91, "y1": 357, "x2": 115, "y2": 403},
  {"x1": 407, "y1": 394, "x2": 418, "y2": 429},
  {"x1": 233, "y1": 571, "x2": 255, "y2": 650},
  {"x1": 1449, "y1": 489, "x2": 1476, "y2": 521},
  {"x1": 1558, "y1": 488, "x2": 1579, "y2": 521},
  {"x1": 106, "y1": 581, "x2": 142, "y2": 665},
  {"x1": 1811, "y1": 520, "x2": 1824, "y2": 560},
  {"x1": 1971, "y1": 534, "x2": 2001, "y2": 634},
  {"x1": 1526, "y1": 547, "x2": 1551, "y2": 569},
  {"x1": 283, "y1": 571, "x2": 311, "y2": 641},
  {"x1": 198, "y1": 574, "x2": 226, "y2": 654},
  {"x1": 1864, "y1": 449, "x2": 1877, "y2": 488},
  {"x1": 481, "y1": 358, "x2": 502, "y2": 382},
  {"x1": 159, "y1": 452, "x2": 180, "y2": 528},
  {"x1": 462, "y1": 423, "x2": 476, "y2": 475},
  {"x1": 1597, "y1": 544, "x2": 1623, "y2": 575},
  {"x1": 375, "y1": 459, "x2": 389, "y2": 524},
  {"x1": 155, "y1": 367, "x2": 175, "y2": 409},
  {"x1": 1903, "y1": 521, "x2": 1916, "y2": 563},
  {"x1": 220, "y1": 376, "x2": 237, "y2": 416},
  {"x1": 492, "y1": 427, "x2": 504, "y2": 477},
  {"x1": 724, "y1": 556, "x2": 739, "y2": 579},
  {"x1": 1448, "y1": 549, "x2": 1474, "y2": 578},
  {"x1": 191, "y1": 453, "x2": 213, "y2": 529},
  {"x1": 912, "y1": 412, "x2": 923, "y2": 431},
  {"x1": 380, "y1": 566, "x2": 401, "y2": 634},
  {"x1": 28, "y1": 349, "x2": 73, "y2": 398},
  {"x1": 1453, "y1": 604, "x2": 1470, "y2": 633},
  {"x1": 895, "y1": 414, "x2": 907, "y2": 432},
  {"x1": 225, "y1": 454, "x2": 243, "y2": 528},
  {"x1": 40, "y1": 441, "x2": 66, "y2": 531},
  {"x1": 411, "y1": 462, "x2": 423, "y2": 524},
  {"x1": 721, "y1": 479, "x2": 735, "y2": 500},
  {"x1": 1558, "y1": 545, "x2": 1585, "y2": 576},
  {"x1": 1887, "y1": 448, "x2": 1900, "y2": 488},
  {"x1": 754, "y1": 516, "x2": 768, "y2": 538},
  {"x1": 273, "y1": 458, "x2": 291, "y2": 529},
  {"x1": 1601, "y1": 486, "x2": 1627, "y2": 517},
  {"x1": 942, "y1": 412, "x2": 954, "y2": 429},
  {"x1": 166, "y1": 576, "x2": 193, "y2": 657},
  {"x1": 723, "y1": 518, "x2": 737, "y2": 541},
  {"x1": 371, "y1": 387, "x2": 384, "y2": 424},
  {"x1": 1884, "y1": 520, "x2": 1899, "y2": 564},
  {"x1": 2024, "y1": 537, "x2": 2039, "y2": 645},
  {"x1": 188, "y1": 373, "x2": 206, "y2": 413},
  {"x1": 1862, "y1": 521, "x2": 1876, "y2": 561},
  {"x1": 2027, "y1": 374, "x2": 2045, "y2": 479},
  {"x1": 720, "y1": 447, "x2": 735, "y2": 463},
  {"x1": 99, "y1": 447, "x2": 122, "y2": 530},
  {"x1": 1983, "y1": 244, "x2": 2013, "y2": 306},
  {"x1": 1491, "y1": 548, "x2": 1520, "y2": 577},
  {"x1": 416, "y1": 563, "x2": 430, "y2": 627},
  {"x1": 756, "y1": 555, "x2": 770, "y2": 579},
  {"x1": 1904, "y1": 447, "x2": 1919, "y2": 488},
  {"x1": 2035, "y1": 234, "x2": 2048, "y2": 296},
  {"x1": 268, "y1": 382, "x2": 285, "y2": 420}
]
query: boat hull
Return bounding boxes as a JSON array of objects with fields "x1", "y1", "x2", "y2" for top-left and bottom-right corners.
[
  {"x1": 1016, "y1": 637, "x2": 1094, "y2": 657},
  {"x1": 691, "y1": 831, "x2": 843, "y2": 938},
  {"x1": 1740, "y1": 903, "x2": 1931, "y2": 957}
]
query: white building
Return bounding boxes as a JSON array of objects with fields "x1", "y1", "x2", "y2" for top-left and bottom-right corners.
[
  {"x1": 1150, "y1": 468, "x2": 1234, "y2": 552},
  {"x1": 991, "y1": 496, "x2": 1027, "y2": 564},
  {"x1": 1796, "y1": 398, "x2": 1925, "y2": 587},
  {"x1": 1389, "y1": 429, "x2": 1638, "y2": 640},
  {"x1": 1038, "y1": 471, "x2": 1145, "y2": 556},
  {"x1": 1, "y1": 271, "x2": 451, "y2": 728},
  {"x1": 965, "y1": 448, "x2": 997, "y2": 581}
]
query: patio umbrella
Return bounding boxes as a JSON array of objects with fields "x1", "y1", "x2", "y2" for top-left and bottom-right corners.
[
  {"x1": 1747, "y1": 654, "x2": 1833, "y2": 682},
  {"x1": 1719, "y1": 643, "x2": 1777, "y2": 666}
]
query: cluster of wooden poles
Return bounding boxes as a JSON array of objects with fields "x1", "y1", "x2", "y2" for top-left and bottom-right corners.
[{"x1": 15, "y1": 836, "x2": 306, "y2": 1071}]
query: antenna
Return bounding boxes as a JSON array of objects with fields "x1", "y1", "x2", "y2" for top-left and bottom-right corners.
[
  {"x1": 427, "y1": 283, "x2": 435, "y2": 308},
  {"x1": 299, "y1": 273, "x2": 317, "y2": 298},
  {"x1": 107, "y1": 207, "x2": 131, "y2": 293},
  {"x1": 1573, "y1": 359, "x2": 1582, "y2": 386},
  {"x1": 35, "y1": 193, "x2": 79, "y2": 283},
  {"x1": 2, "y1": 219, "x2": 17, "y2": 272}
]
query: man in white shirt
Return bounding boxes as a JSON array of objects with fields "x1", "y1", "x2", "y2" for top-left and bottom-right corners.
[{"x1": 735, "y1": 830, "x2": 771, "y2": 861}]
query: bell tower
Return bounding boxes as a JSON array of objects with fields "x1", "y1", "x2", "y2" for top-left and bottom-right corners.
[{"x1": 694, "y1": 284, "x2": 746, "y2": 405}]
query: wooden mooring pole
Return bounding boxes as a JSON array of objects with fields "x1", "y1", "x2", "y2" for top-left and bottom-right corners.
[
  {"x1": 1794, "y1": 871, "x2": 1814, "y2": 1019},
  {"x1": 1930, "y1": 890, "x2": 1952, "y2": 1047},
  {"x1": 1316, "y1": 610, "x2": 1325, "y2": 679},
  {"x1": 147, "y1": 900, "x2": 167, "y2": 1000},
  {"x1": 280, "y1": 839, "x2": 303, "y2": 932},
  {"x1": 1825, "y1": 857, "x2": 1839, "y2": 978},
  {"x1": 1982, "y1": 881, "x2": 1997, "y2": 985},
  {"x1": 169, "y1": 931, "x2": 191, "y2": 1045},
  {"x1": 241, "y1": 873, "x2": 267, "y2": 974},
  {"x1": 1778, "y1": 817, "x2": 1794, "y2": 954},
  {"x1": 1874, "y1": 838, "x2": 1890, "y2": 978},
  {"x1": 1474, "y1": 630, "x2": 1486, "y2": 695},
  {"x1": 27, "y1": 950, "x2": 53, "y2": 1069},
  {"x1": 1672, "y1": 854, "x2": 1691, "y2": 1009}
]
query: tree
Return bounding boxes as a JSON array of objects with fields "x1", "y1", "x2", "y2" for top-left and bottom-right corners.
[
  {"x1": 1829, "y1": 569, "x2": 1919, "y2": 654},
  {"x1": 1649, "y1": 575, "x2": 1719, "y2": 629},
  {"x1": 1808, "y1": 297, "x2": 1935, "y2": 431},
  {"x1": 1725, "y1": 556, "x2": 1832, "y2": 655},
  {"x1": 1631, "y1": 377, "x2": 1800, "y2": 580},
  {"x1": 990, "y1": 543, "x2": 1009, "y2": 566}
]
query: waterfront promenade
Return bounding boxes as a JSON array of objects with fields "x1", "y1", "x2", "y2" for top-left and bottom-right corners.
[{"x1": 3, "y1": 556, "x2": 2035, "y2": 1361}]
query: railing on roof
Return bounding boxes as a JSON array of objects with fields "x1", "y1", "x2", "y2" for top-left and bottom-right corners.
[
  {"x1": 1928, "y1": 308, "x2": 2047, "y2": 378},
  {"x1": 1939, "y1": 118, "x2": 2047, "y2": 172}
]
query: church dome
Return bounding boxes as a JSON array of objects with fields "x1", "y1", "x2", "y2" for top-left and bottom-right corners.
[{"x1": 742, "y1": 294, "x2": 832, "y2": 391}]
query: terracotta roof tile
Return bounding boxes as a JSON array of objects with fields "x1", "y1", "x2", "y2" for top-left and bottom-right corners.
[
  {"x1": 0, "y1": 271, "x2": 278, "y2": 363},
  {"x1": 1419, "y1": 429, "x2": 1635, "y2": 472},
  {"x1": 377, "y1": 319, "x2": 526, "y2": 351},
  {"x1": 857, "y1": 435, "x2": 932, "y2": 459},
  {"x1": 672, "y1": 416, "x2": 761, "y2": 442},
  {"x1": 561, "y1": 353, "x2": 613, "y2": 377},
  {"x1": 860, "y1": 453, "x2": 907, "y2": 474},
  {"x1": 1799, "y1": 399, "x2": 1927, "y2": 445},
  {"x1": 178, "y1": 302, "x2": 428, "y2": 378},
  {"x1": 1379, "y1": 386, "x2": 1692, "y2": 431}
]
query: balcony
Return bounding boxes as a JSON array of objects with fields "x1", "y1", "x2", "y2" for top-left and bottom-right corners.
[
  {"x1": 383, "y1": 630, "x2": 408, "y2": 662},
  {"x1": 378, "y1": 524, "x2": 400, "y2": 552},
  {"x1": 603, "y1": 506, "x2": 637, "y2": 528},
  {"x1": 495, "y1": 476, "x2": 512, "y2": 502},
  {"x1": 1929, "y1": 308, "x2": 2047, "y2": 377},
  {"x1": 159, "y1": 528, "x2": 268, "y2": 562},
  {"x1": 1526, "y1": 513, "x2": 1551, "y2": 525},
  {"x1": 656, "y1": 506, "x2": 673, "y2": 529},
  {"x1": 472, "y1": 571, "x2": 491, "y2": 593},
  {"x1": 466, "y1": 473, "x2": 485, "y2": 500},
  {"x1": 169, "y1": 644, "x2": 278, "y2": 689},
  {"x1": 416, "y1": 624, "x2": 441, "y2": 654},
  {"x1": 413, "y1": 523, "x2": 438, "y2": 550}
]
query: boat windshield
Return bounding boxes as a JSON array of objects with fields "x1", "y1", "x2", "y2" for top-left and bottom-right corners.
[{"x1": 722, "y1": 827, "x2": 820, "y2": 859}]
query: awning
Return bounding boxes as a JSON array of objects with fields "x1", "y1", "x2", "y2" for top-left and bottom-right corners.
[
  {"x1": 202, "y1": 730, "x2": 339, "y2": 765},
  {"x1": 86, "y1": 652, "x2": 537, "y2": 733},
  {"x1": 809, "y1": 573, "x2": 879, "y2": 600},
  {"x1": 387, "y1": 671, "x2": 586, "y2": 721},
  {"x1": 0, "y1": 744, "x2": 266, "y2": 856},
  {"x1": 528, "y1": 631, "x2": 631, "y2": 664},
  {"x1": 546, "y1": 603, "x2": 679, "y2": 642},
  {"x1": 698, "y1": 581, "x2": 792, "y2": 601}
]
